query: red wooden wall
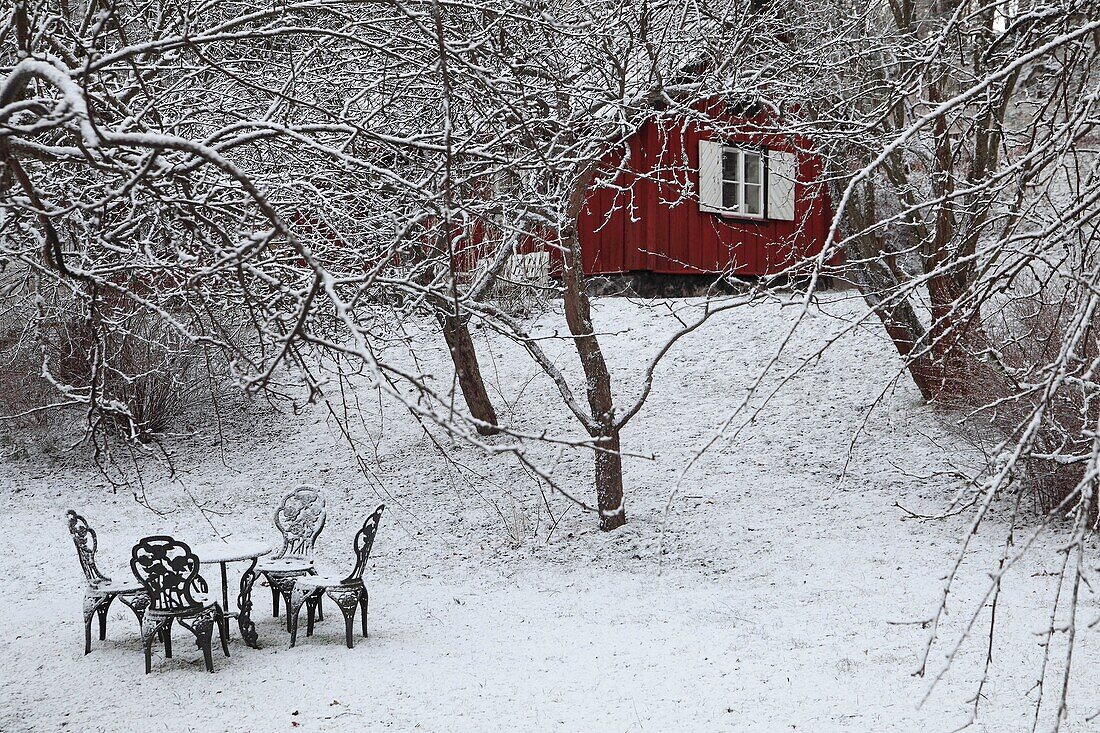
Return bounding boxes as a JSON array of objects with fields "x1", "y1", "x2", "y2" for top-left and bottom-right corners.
[{"x1": 577, "y1": 107, "x2": 833, "y2": 276}]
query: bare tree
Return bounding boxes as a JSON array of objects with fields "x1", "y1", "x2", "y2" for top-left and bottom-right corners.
[
  {"x1": 721, "y1": 1, "x2": 1100, "y2": 727},
  {"x1": 10, "y1": 0, "x2": 1100, "y2": 722},
  {"x1": 1, "y1": 0, "x2": 794, "y2": 530}
]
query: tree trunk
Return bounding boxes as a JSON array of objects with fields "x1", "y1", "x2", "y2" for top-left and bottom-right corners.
[
  {"x1": 918, "y1": 77, "x2": 989, "y2": 400},
  {"x1": 846, "y1": 193, "x2": 940, "y2": 400},
  {"x1": 411, "y1": 259, "x2": 501, "y2": 436},
  {"x1": 437, "y1": 311, "x2": 500, "y2": 436},
  {"x1": 924, "y1": 272, "x2": 989, "y2": 399},
  {"x1": 845, "y1": 169, "x2": 995, "y2": 402},
  {"x1": 853, "y1": 244, "x2": 987, "y2": 402},
  {"x1": 593, "y1": 426, "x2": 626, "y2": 531},
  {"x1": 559, "y1": 216, "x2": 626, "y2": 531},
  {"x1": 851, "y1": 255, "x2": 939, "y2": 401}
]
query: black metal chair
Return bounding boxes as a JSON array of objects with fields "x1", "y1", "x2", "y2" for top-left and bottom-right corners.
[
  {"x1": 256, "y1": 486, "x2": 326, "y2": 626},
  {"x1": 66, "y1": 510, "x2": 149, "y2": 655},
  {"x1": 288, "y1": 504, "x2": 384, "y2": 649},
  {"x1": 130, "y1": 536, "x2": 231, "y2": 673}
]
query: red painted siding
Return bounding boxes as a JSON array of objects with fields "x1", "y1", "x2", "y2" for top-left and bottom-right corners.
[{"x1": 578, "y1": 105, "x2": 833, "y2": 276}]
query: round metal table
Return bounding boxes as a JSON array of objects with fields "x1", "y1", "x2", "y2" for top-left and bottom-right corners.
[{"x1": 191, "y1": 539, "x2": 271, "y2": 648}]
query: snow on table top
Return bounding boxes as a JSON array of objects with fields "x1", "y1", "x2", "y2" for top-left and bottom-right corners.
[{"x1": 191, "y1": 539, "x2": 271, "y2": 564}]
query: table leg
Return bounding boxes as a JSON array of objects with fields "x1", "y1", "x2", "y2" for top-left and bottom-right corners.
[
  {"x1": 236, "y1": 557, "x2": 260, "y2": 648},
  {"x1": 220, "y1": 563, "x2": 230, "y2": 610}
]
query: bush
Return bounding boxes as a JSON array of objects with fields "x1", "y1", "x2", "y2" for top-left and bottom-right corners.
[
  {"x1": 959, "y1": 290, "x2": 1100, "y2": 514},
  {"x1": 0, "y1": 314, "x2": 52, "y2": 427},
  {"x1": 1, "y1": 285, "x2": 207, "y2": 443}
]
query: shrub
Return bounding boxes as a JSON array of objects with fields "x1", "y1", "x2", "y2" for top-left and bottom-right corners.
[
  {"x1": 1, "y1": 284, "x2": 208, "y2": 443},
  {"x1": 958, "y1": 290, "x2": 1100, "y2": 514}
]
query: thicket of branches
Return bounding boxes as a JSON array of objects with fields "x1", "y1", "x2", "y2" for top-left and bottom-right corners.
[
  {"x1": 1, "y1": 0, "x2": 1098, "y2": 726},
  {"x1": 734, "y1": 1, "x2": 1100, "y2": 727},
  {"x1": 0, "y1": 0, "x2": 836, "y2": 527}
]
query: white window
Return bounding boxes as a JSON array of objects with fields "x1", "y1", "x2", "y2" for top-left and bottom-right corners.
[
  {"x1": 698, "y1": 139, "x2": 797, "y2": 221},
  {"x1": 721, "y1": 148, "x2": 765, "y2": 218}
]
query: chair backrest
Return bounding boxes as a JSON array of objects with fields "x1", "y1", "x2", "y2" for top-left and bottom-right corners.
[
  {"x1": 343, "y1": 504, "x2": 385, "y2": 583},
  {"x1": 66, "y1": 510, "x2": 111, "y2": 586},
  {"x1": 274, "y1": 485, "x2": 326, "y2": 560},
  {"x1": 130, "y1": 536, "x2": 208, "y2": 611}
]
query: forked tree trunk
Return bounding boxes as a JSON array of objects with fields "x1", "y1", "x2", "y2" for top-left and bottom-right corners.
[
  {"x1": 918, "y1": 78, "x2": 990, "y2": 400},
  {"x1": 847, "y1": 178, "x2": 990, "y2": 402},
  {"x1": 437, "y1": 311, "x2": 500, "y2": 436}
]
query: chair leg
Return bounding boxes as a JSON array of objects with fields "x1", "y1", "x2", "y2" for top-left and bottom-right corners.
[
  {"x1": 140, "y1": 617, "x2": 167, "y2": 675},
  {"x1": 342, "y1": 607, "x2": 355, "y2": 649},
  {"x1": 283, "y1": 590, "x2": 295, "y2": 632},
  {"x1": 202, "y1": 639, "x2": 215, "y2": 672},
  {"x1": 83, "y1": 606, "x2": 95, "y2": 655},
  {"x1": 360, "y1": 590, "x2": 369, "y2": 638},
  {"x1": 306, "y1": 597, "x2": 316, "y2": 637},
  {"x1": 200, "y1": 628, "x2": 215, "y2": 673},
  {"x1": 119, "y1": 592, "x2": 149, "y2": 632},
  {"x1": 162, "y1": 618, "x2": 173, "y2": 659},
  {"x1": 329, "y1": 595, "x2": 357, "y2": 649},
  {"x1": 180, "y1": 611, "x2": 218, "y2": 672},
  {"x1": 268, "y1": 574, "x2": 300, "y2": 629},
  {"x1": 96, "y1": 594, "x2": 114, "y2": 641},
  {"x1": 307, "y1": 568, "x2": 323, "y2": 621},
  {"x1": 325, "y1": 588, "x2": 361, "y2": 649},
  {"x1": 82, "y1": 595, "x2": 104, "y2": 654},
  {"x1": 287, "y1": 587, "x2": 310, "y2": 648},
  {"x1": 192, "y1": 618, "x2": 215, "y2": 673}
]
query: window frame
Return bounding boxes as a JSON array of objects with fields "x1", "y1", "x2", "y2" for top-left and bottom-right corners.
[{"x1": 718, "y1": 146, "x2": 767, "y2": 220}]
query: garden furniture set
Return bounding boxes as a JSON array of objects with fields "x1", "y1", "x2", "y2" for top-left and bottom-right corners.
[{"x1": 65, "y1": 487, "x2": 384, "y2": 673}]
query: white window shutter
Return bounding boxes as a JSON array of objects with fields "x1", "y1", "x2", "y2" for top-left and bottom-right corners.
[
  {"x1": 697, "y1": 139, "x2": 723, "y2": 213},
  {"x1": 767, "y1": 149, "x2": 797, "y2": 221}
]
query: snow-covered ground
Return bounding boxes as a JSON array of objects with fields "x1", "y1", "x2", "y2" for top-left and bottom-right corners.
[{"x1": 1, "y1": 292, "x2": 1097, "y2": 732}]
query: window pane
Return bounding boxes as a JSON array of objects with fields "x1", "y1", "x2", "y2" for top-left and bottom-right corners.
[
  {"x1": 722, "y1": 182, "x2": 740, "y2": 210},
  {"x1": 744, "y1": 184, "x2": 762, "y2": 215},
  {"x1": 722, "y1": 151, "x2": 740, "y2": 182},
  {"x1": 744, "y1": 153, "x2": 761, "y2": 184}
]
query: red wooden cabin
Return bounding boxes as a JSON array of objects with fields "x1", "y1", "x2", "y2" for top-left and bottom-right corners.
[{"x1": 577, "y1": 102, "x2": 834, "y2": 280}]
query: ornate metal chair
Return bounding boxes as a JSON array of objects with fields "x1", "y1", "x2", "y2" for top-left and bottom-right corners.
[
  {"x1": 66, "y1": 509, "x2": 150, "y2": 655},
  {"x1": 288, "y1": 504, "x2": 384, "y2": 649},
  {"x1": 130, "y1": 536, "x2": 231, "y2": 673},
  {"x1": 257, "y1": 485, "x2": 327, "y2": 627}
]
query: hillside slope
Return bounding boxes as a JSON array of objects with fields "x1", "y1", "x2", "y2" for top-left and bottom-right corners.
[{"x1": 1, "y1": 293, "x2": 1095, "y2": 732}]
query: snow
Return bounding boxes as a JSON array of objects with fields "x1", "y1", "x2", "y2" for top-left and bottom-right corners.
[
  {"x1": 191, "y1": 539, "x2": 272, "y2": 564},
  {"x1": 1, "y1": 291, "x2": 1097, "y2": 732}
]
